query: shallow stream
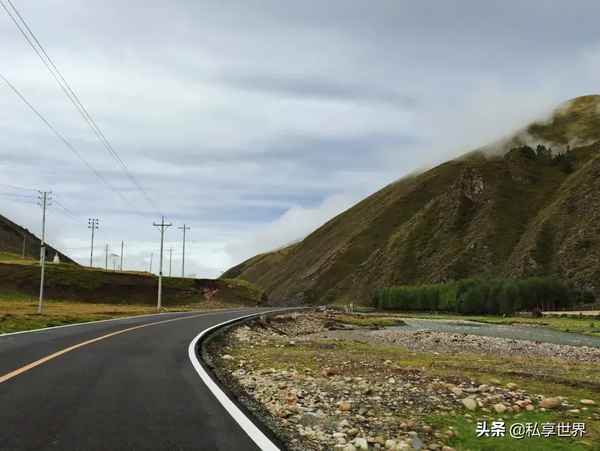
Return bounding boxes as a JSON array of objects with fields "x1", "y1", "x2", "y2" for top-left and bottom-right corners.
[{"x1": 390, "y1": 318, "x2": 600, "y2": 348}]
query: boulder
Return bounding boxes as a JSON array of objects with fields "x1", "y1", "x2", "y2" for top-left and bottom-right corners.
[
  {"x1": 353, "y1": 437, "x2": 368, "y2": 450},
  {"x1": 539, "y1": 397, "x2": 561, "y2": 409},
  {"x1": 493, "y1": 403, "x2": 506, "y2": 414},
  {"x1": 461, "y1": 398, "x2": 477, "y2": 411}
]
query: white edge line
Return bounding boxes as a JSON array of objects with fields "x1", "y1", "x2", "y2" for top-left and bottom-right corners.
[
  {"x1": 188, "y1": 308, "x2": 305, "y2": 451},
  {"x1": 0, "y1": 307, "x2": 246, "y2": 338}
]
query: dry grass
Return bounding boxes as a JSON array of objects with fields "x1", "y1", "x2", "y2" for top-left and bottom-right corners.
[
  {"x1": 0, "y1": 251, "x2": 39, "y2": 266},
  {"x1": 0, "y1": 293, "x2": 236, "y2": 333},
  {"x1": 335, "y1": 313, "x2": 406, "y2": 328}
]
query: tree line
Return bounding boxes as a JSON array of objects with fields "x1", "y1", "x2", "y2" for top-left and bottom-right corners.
[
  {"x1": 374, "y1": 277, "x2": 594, "y2": 315},
  {"x1": 513, "y1": 144, "x2": 576, "y2": 173}
]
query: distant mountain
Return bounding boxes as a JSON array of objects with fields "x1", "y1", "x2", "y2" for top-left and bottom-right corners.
[
  {"x1": 222, "y1": 95, "x2": 600, "y2": 304},
  {"x1": 0, "y1": 213, "x2": 77, "y2": 264}
]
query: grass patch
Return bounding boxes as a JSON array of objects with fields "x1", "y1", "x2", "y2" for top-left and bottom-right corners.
[
  {"x1": 0, "y1": 251, "x2": 38, "y2": 265},
  {"x1": 0, "y1": 262, "x2": 268, "y2": 306},
  {"x1": 221, "y1": 278, "x2": 267, "y2": 304},
  {"x1": 428, "y1": 410, "x2": 598, "y2": 450},
  {"x1": 0, "y1": 292, "x2": 233, "y2": 333},
  {"x1": 335, "y1": 314, "x2": 406, "y2": 328},
  {"x1": 229, "y1": 337, "x2": 600, "y2": 390}
]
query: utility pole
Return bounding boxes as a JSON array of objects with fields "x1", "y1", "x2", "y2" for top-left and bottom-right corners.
[
  {"x1": 38, "y1": 191, "x2": 51, "y2": 314},
  {"x1": 120, "y1": 241, "x2": 124, "y2": 271},
  {"x1": 110, "y1": 253, "x2": 119, "y2": 271},
  {"x1": 88, "y1": 218, "x2": 99, "y2": 267},
  {"x1": 104, "y1": 244, "x2": 109, "y2": 271},
  {"x1": 178, "y1": 224, "x2": 190, "y2": 278},
  {"x1": 153, "y1": 216, "x2": 172, "y2": 311},
  {"x1": 169, "y1": 247, "x2": 172, "y2": 277},
  {"x1": 149, "y1": 253, "x2": 153, "y2": 273}
]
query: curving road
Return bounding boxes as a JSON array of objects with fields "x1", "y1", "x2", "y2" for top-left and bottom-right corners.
[{"x1": 0, "y1": 309, "x2": 279, "y2": 451}]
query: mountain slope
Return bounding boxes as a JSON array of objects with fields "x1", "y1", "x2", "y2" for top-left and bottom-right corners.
[
  {"x1": 0, "y1": 213, "x2": 76, "y2": 264},
  {"x1": 223, "y1": 95, "x2": 600, "y2": 304}
]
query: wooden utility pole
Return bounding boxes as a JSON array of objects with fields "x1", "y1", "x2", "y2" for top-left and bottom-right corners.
[
  {"x1": 153, "y1": 217, "x2": 172, "y2": 311},
  {"x1": 178, "y1": 224, "x2": 190, "y2": 277},
  {"x1": 88, "y1": 218, "x2": 99, "y2": 267},
  {"x1": 38, "y1": 191, "x2": 51, "y2": 313}
]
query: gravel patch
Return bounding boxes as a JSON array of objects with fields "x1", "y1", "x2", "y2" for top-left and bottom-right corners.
[{"x1": 372, "y1": 328, "x2": 600, "y2": 364}]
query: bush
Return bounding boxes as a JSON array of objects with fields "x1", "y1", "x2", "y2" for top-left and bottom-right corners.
[{"x1": 374, "y1": 277, "x2": 584, "y2": 315}]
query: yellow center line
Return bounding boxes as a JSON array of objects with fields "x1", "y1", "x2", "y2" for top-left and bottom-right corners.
[{"x1": 0, "y1": 313, "x2": 208, "y2": 384}]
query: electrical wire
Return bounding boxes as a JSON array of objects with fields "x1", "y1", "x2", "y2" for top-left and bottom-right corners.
[
  {"x1": 0, "y1": 180, "x2": 79, "y2": 222},
  {"x1": 0, "y1": 191, "x2": 38, "y2": 202},
  {"x1": 0, "y1": 72, "x2": 137, "y2": 210},
  {"x1": 0, "y1": 182, "x2": 38, "y2": 192},
  {"x1": 1, "y1": 0, "x2": 161, "y2": 215},
  {"x1": 52, "y1": 197, "x2": 79, "y2": 222}
]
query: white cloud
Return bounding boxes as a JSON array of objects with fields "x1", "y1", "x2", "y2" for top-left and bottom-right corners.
[
  {"x1": 1, "y1": 1, "x2": 600, "y2": 278},
  {"x1": 225, "y1": 193, "x2": 362, "y2": 265}
]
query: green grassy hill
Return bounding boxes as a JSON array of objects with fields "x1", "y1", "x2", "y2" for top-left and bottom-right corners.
[
  {"x1": 0, "y1": 253, "x2": 267, "y2": 307},
  {"x1": 223, "y1": 95, "x2": 600, "y2": 305}
]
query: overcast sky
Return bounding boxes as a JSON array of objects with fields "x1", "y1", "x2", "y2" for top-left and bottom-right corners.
[{"x1": 1, "y1": 1, "x2": 599, "y2": 277}]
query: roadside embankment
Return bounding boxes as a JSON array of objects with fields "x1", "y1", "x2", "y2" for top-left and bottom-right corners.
[
  {"x1": 0, "y1": 262, "x2": 266, "y2": 305},
  {"x1": 0, "y1": 261, "x2": 267, "y2": 333}
]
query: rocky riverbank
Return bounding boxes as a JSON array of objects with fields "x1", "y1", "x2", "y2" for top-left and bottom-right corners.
[
  {"x1": 373, "y1": 328, "x2": 600, "y2": 364},
  {"x1": 207, "y1": 311, "x2": 600, "y2": 450}
]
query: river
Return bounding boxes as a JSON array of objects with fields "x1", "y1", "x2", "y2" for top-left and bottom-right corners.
[{"x1": 390, "y1": 318, "x2": 600, "y2": 348}]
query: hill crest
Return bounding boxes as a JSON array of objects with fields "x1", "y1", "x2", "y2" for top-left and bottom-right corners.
[
  {"x1": 222, "y1": 96, "x2": 600, "y2": 304},
  {"x1": 0, "y1": 213, "x2": 76, "y2": 264}
]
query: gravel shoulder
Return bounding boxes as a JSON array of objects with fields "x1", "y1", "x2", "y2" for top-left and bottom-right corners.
[{"x1": 207, "y1": 311, "x2": 600, "y2": 451}]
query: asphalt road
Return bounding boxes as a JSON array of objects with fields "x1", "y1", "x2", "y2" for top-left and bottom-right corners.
[{"x1": 0, "y1": 309, "x2": 274, "y2": 451}]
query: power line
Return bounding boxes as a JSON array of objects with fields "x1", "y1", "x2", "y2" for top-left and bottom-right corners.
[
  {"x1": 0, "y1": 190, "x2": 39, "y2": 208},
  {"x1": 1, "y1": 0, "x2": 161, "y2": 215},
  {"x1": 0, "y1": 191, "x2": 37, "y2": 200},
  {"x1": 0, "y1": 180, "x2": 79, "y2": 221},
  {"x1": 52, "y1": 197, "x2": 79, "y2": 222},
  {"x1": 0, "y1": 72, "x2": 136, "y2": 209},
  {"x1": 0, "y1": 182, "x2": 38, "y2": 192}
]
